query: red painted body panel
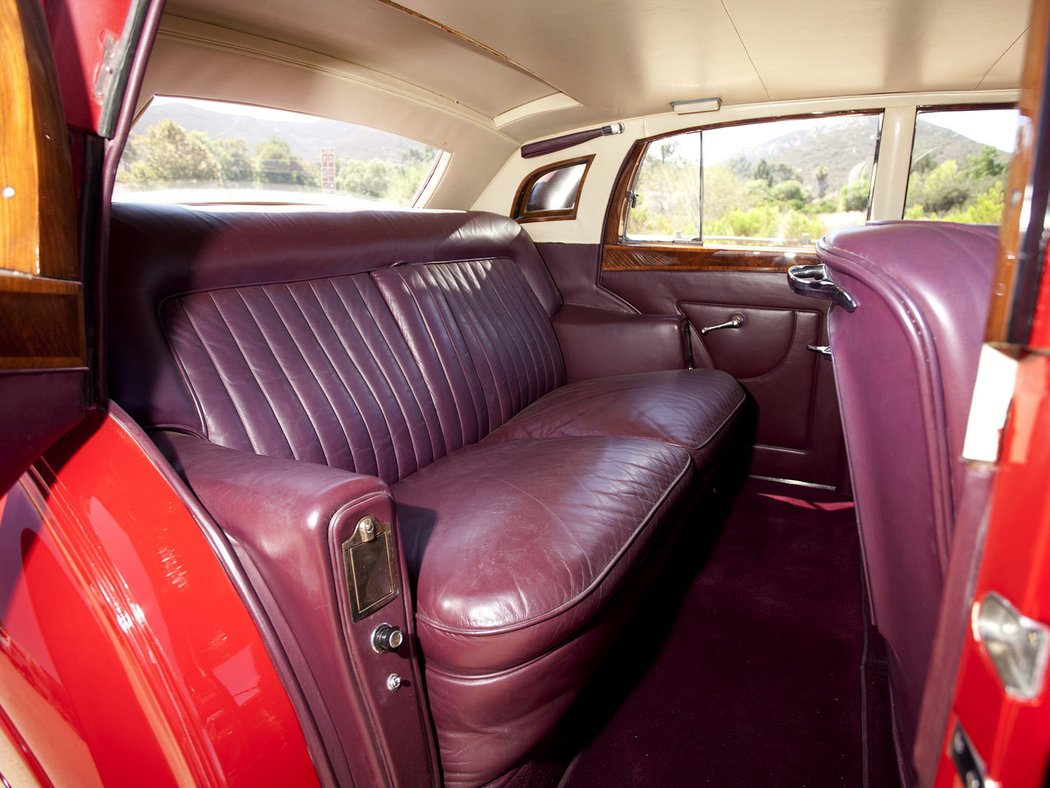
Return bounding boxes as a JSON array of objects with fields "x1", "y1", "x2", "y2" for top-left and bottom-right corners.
[
  {"x1": 0, "y1": 409, "x2": 319, "y2": 785},
  {"x1": 934, "y1": 349, "x2": 1050, "y2": 787},
  {"x1": 43, "y1": 0, "x2": 133, "y2": 133}
]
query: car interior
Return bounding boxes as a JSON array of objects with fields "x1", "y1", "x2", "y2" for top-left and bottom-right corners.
[{"x1": 94, "y1": 0, "x2": 1035, "y2": 784}]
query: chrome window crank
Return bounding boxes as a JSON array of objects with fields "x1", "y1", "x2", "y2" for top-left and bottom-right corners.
[{"x1": 699, "y1": 313, "x2": 745, "y2": 335}]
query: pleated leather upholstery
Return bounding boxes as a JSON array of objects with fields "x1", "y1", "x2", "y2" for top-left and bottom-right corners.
[
  {"x1": 373, "y1": 259, "x2": 564, "y2": 447},
  {"x1": 107, "y1": 204, "x2": 562, "y2": 438},
  {"x1": 162, "y1": 257, "x2": 566, "y2": 484},
  {"x1": 162, "y1": 274, "x2": 448, "y2": 483}
]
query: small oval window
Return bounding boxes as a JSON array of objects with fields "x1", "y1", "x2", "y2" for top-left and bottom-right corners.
[{"x1": 512, "y1": 155, "x2": 593, "y2": 222}]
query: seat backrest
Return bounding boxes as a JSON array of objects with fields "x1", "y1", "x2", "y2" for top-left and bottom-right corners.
[
  {"x1": 815, "y1": 221, "x2": 997, "y2": 782},
  {"x1": 108, "y1": 204, "x2": 563, "y2": 484},
  {"x1": 372, "y1": 261, "x2": 564, "y2": 446}
]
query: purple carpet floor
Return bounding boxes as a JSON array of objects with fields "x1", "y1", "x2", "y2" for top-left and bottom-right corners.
[{"x1": 556, "y1": 478, "x2": 888, "y2": 787}]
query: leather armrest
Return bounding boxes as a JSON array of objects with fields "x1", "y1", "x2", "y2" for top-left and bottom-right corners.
[
  {"x1": 155, "y1": 430, "x2": 396, "y2": 620},
  {"x1": 155, "y1": 431, "x2": 391, "y2": 545},
  {"x1": 152, "y1": 432, "x2": 433, "y2": 784},
  {"x1": 553, "y1": 304, "x2": 691, "y2": 383}
]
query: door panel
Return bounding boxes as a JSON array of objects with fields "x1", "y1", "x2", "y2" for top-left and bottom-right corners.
[
  {"x1": 0, "y1": 409, "x2": 322, "y2": 785},
  {"x1": 603, "y1": 268, "x2": 845, "y2": 486},
  {"x1": 681, "y1": 302, "x2": 823, "y2": 450},
  {"x1": 682, "y1": 303, "x2": 812, "y2": 379}
]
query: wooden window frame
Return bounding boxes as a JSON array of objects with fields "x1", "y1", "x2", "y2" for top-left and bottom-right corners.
[
  {"x1": 512, "y1": 154, "x2": 594, "y2": 223},
  {"x1": 982, "y1": 0, "x2": 1050, "y2": 344},
  {"x1": 601, "y1": 110, "x2": 884, "y2": 272}
]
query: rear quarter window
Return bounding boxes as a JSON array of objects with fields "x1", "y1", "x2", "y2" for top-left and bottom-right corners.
[
  {"x1": 115, "y1": 97, "x2": 446, "y2": 207},
  {"x1": 512, "y1": 156, "x2": 593, "y2": 222}
]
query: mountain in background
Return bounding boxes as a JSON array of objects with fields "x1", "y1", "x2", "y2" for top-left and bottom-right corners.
[
  {"x1": 728, "y1": 121, "x2": 1010, "y2": 191},
  {"x1": 131, "y1": 101, "x2": 431, "y2": 163},
  {"x1": 136, "y1": 101, "x2": 1009, "y2": 187}
]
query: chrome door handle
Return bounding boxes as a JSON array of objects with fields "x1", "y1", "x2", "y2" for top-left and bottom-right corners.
[
  {"x1": 974, "y1": 592, "x2": 1050, "y2": 700},
  {"x1": 787, "y1": 263, "x2": 858, "y2": 312},
  {"x1": 807, "y1": 344, "x2": 832, "y2": 358},
  {"x1": 699, "y1": 313, "x2": 745, "y2": 335}
]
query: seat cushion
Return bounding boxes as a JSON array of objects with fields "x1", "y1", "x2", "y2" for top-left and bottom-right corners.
[
  {"x1": 392, "y1": 436, "x2": 692, "y2": 673},
  {"x1": 487, "y1": 369, "x2": 745, "y2": 468}
]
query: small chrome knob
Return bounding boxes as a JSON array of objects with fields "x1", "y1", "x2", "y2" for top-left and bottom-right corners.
[
  {"x1": 386, "y1": 673, "x2": 402, "y2": 692},
  {"x1": 372, "y1": 624, "x2": 404, "y2": 653},
  {"x1": 357, "y1": 515, "x2": 379, "y2": 542}
]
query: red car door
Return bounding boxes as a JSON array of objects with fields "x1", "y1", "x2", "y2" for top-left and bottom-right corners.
[
  {"x1": 0, "y1": 1, "x2": 320, "y2": 783},
  {"x1": 934, "y1": 1, "x2": 1050, "y2": 783}
]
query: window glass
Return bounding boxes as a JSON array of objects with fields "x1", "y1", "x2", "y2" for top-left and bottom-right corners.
[
  {"x1": 905, "y1": 107, "x2": 1019, "y2": 224},
  {"x1": 624, "y1": 114, "x2": 881, "y2": 247},
  {"x1": 524, "y1": 162, "x2": 587, "y2": 213},
  {"x1": 514, "y1": 157, "x2": 592, "y2": 221},
  {"x1": 623, "y1": 133, "x2": 702, "y2": 240},
  {"x1": 114, "y1": 97, "x2": 445, "y2": 207}
]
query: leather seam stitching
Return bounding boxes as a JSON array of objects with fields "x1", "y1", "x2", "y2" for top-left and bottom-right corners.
[
  {"x1": 350, "y1": 277, "x2": 447, "y2": 471},
  {"x1": 324, "y1": 278, "x2": 417, "y2": 480},
  {"x1": 432, "y1": 262, "x2": 512, "y2": 429},
  {"x1": 288, "y1": 281, "x2": 377, "y2": 473},
  {"x1": 259, "y1": 284, "x2": 339, "y2": 468},
  {"x1": 160, "y1": 298, "x2": 212, "y2": 442},
  {"x1": 390, "y1": 267, "x2": 488, "y2": 443},
  {"x1": 216, "y1": 289, "x2": 299, "y2": 457}
]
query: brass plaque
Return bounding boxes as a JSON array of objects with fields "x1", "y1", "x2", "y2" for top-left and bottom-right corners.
[{"x1": 342, "y1": 516, "x2": 399, "y2": 621}]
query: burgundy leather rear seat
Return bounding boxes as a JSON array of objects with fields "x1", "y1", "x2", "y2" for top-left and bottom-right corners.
[
  {"x1": 107, "y1": 204, "x2": 744, "y2": 785},
  {"x1": 371, "y1": 259, "x2": 742, "y2": 468}
]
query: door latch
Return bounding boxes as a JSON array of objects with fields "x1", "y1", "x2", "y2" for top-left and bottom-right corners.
[{"x1": 974, "y1": 592, "x2": 1050, "y2": 700}]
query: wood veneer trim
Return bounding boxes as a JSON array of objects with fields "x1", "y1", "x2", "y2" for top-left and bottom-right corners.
[
  {"x1": 985, "y1": 1, "x2": 1049, "y2": 343},
  {"x1": 0, "y1": 285, "x2": 85, "y2": 368},
  {"x1": 1, "y1": 0, "x2": 78, "y2": 281},
  {"x1": 602, "y1": 244, "x2": 818, "y2": 273}
]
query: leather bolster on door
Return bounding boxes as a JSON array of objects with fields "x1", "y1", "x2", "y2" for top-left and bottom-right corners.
[{"x1": 553, "y1": 304, "x2": 691, "y2": 383}]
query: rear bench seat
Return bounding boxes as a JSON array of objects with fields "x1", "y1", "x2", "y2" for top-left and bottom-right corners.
[{"x1": 107, "y1": 204, "x2": 745, "y2": 785}]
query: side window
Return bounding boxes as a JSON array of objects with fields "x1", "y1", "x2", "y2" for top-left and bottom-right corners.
[
  {"x1": 114, "y1": 96, "x2": 447, "y2": 207},
  {"x1": 513, "y1": 156, "x2": 593, "y2": 222},
  {"x1": 623, "y1": 113, "x2": 882, "y2": 248},
  {"x1": 623, "y1": 134, "x2": 702, "y2": 240},
  {"x1": 905, "y1": 106, "x2": 1019, "y2": 224}
]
